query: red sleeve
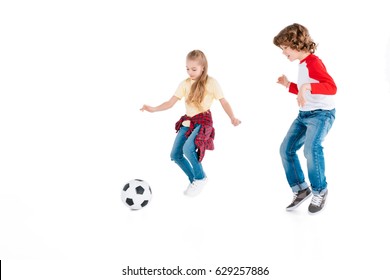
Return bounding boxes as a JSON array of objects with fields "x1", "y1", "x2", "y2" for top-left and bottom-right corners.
[
  {"x1": 307, "y1": 56, "x2": 337, "y2": 95},
  {"x1": 288, "y1": 82, "x2": 299, "y2": 94}
]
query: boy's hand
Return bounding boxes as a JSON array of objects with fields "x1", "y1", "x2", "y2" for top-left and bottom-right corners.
[
  {"x1": 297, "y1": 83, "x2": 311, "y2": 107},
  {"x1": 296, "y1": 91, "x2": 306, "y2": 107},
  {"x1": 277, "y1": 74, "x2": 290, "y2": 88}
]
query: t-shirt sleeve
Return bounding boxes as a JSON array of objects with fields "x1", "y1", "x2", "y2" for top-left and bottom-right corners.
[
  {"x1": 307, "y1": 57, "x2": 337, "y2": 95},
  {"x1": 211, "y1": 78, "x2": 224, "y2": 100},
  {"x1": 174, "y1": 80, "x2": 186, "y2": 99},
  {"x1": 289, "y1": 82, "x2": 299, "y2": 94}
]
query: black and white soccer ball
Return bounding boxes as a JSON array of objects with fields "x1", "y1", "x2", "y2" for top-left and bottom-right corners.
[{"x1": 121, "y1": 179, "x2": 152, "y2": 210}]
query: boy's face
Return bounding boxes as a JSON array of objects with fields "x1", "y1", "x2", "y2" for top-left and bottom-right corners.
[
  {"x1": 280, "y1": 45, "x2": 307, "y2": 62},
  {"x1": 186, "y1": 59, "x2": 204, "y2": 80}
]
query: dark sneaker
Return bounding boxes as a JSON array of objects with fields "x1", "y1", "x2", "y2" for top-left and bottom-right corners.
[
  {"x1": 286, "y1": 188, "x2": 312, "y2": 211},
  {"x1": 308, "y1": 189, "x2": 328, "y2": 214}
]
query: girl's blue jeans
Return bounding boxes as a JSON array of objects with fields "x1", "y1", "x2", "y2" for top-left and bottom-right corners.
[
  {"x1": 170, "y1": 124, "x2": 206, "y2": 183},
  {"x1": 280, "y1": 109, "x2": 335, "y2": 195}
]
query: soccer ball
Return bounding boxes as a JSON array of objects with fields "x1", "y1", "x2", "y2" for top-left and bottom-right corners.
[{"x1": 121, "y1": 179, "x2": 152, "y2": 210}]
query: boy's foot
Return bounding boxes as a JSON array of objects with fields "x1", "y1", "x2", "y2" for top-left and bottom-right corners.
[
  {"x1": 184, "y1": 177, "x2": 208, "y2": 197},
  {"x1": 286, "y1": 188, "x2": 312, "y2": 211},
  {"x1": 308, "y1": 189, "x2": 328, "y2": 214}
]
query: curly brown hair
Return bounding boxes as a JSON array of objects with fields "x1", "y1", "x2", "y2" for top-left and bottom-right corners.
[{"x1": 273, "y1": 23, "x2": 317, "y2": 53}]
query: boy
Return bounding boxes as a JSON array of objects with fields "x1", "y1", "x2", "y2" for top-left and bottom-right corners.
[{"x1": 274, "y1": 23, "x2": 336, "y2": 214}]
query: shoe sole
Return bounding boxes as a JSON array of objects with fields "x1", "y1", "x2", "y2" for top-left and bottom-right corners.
[{"x1": 286, "y1": 192, "x2": 312, "y2": 211}]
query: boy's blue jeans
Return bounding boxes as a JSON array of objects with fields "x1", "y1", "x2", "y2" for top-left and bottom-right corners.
[
  {"x1": 280, "y1": 109, "x2": 335, "y2": 195},
  {"x1": 170, "y1": 124, "x2": 205, "y2": 183}
]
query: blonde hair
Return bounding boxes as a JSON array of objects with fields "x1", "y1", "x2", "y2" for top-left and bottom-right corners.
[
  {"x1": 186, "y1": 50, "x2": 208, "y2": 111},
  {"x1": 273, "y1": 23, "x2": 317, "y2": 53}
]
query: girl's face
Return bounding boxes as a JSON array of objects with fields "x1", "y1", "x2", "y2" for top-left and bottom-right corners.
[
  {"x1": 186, "y1": 59, "x2": 204, "y2": 80},
  {"x1": 281, "y1": 45, "x2": 308, "y2": 62}
]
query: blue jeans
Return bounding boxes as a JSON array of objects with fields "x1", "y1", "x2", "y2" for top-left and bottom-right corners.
[
  {"x1": 170, "y1": 124, "x2": 206, "y2": 183},
  {"x1": 280, "y1": 109, "x2": 335, "y2": 194}
]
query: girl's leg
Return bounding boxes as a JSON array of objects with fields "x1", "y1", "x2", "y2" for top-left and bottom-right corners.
[
  {"x1": 170, "y1": 126, "x2": 195, "y2": 183},
  {"x1": 280, "y1": 115, "x2": 309, "y2": 192},
  {"x1": 183, "y1": 125, "x2": 206, "y2": 180},
  {"x1": 303, "y1": 109, "x2": 335, "y2": 194}
]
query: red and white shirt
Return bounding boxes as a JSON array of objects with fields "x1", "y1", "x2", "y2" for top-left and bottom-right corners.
[{"x1": 288, "y1": 54, "x2": 337, "y2": 111}]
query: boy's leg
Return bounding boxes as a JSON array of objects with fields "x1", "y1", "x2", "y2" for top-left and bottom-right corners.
[
  {"x1": 303, "y1": 110, "x2": 335, "y2": 194},
  {"x1": 280, "y1": 115, "x2": 312, "y2": 210},
  {"x1": 280, "y1": 115, "x2": 308, "y2": 192},
  {"x1": 303, "y1": 109, "x2": 335, "y2": 213}
]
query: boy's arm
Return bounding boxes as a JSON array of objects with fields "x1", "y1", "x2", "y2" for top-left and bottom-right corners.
[
  {"x1": 307, "y1": 59, "x2": 337, "y2": 95},
  {"x1": 140, "y1": 95, "x2": 179, "y2": 113},
  {"x1": 277, "y1": 74, "x2": 299, "y2": 94},
  {"x1": 288, "y1": 82, "x2": 299, "y2": 94}
]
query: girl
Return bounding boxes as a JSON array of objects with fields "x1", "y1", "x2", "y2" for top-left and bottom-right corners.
[
  {"x1": 141, "y1": 50, "x2": 241, "y2": 196},
  {"x1": 274, "y1": 23, "x2": 337, "y2": 214}
]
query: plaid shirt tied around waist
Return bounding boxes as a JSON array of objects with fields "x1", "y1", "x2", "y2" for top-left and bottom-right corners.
[{"x1": 175, "y1": 110, "x2": 215, "y2": 162}]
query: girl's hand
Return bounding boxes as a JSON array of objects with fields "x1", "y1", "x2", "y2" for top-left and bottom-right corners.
[
  {"x1": 140, "y1": 96, "x2": 179, "y2": 113},
  {"x1": 140, "y1": 105, "x2": 155, "y2": 112},
  {"x1": 277, "y1": 74, "x2": 290, "y2": 88},
  {"x1": 231, "y1": 117, "x2": 241, "y2": 126}
]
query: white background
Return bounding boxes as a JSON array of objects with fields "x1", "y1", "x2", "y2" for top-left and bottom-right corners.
[{"x1": 1, "y1": 0, "x2": 389, "y2": 279}]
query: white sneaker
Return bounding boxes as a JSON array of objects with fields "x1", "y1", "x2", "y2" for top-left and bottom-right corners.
[{"x1": 184, "y1": 177, "x2": 208, "y2": 197}]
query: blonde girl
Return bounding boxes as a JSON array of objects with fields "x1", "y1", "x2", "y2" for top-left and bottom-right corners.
[{"x1": 141, "y1": 50, "x2": 240, "y2": 196}]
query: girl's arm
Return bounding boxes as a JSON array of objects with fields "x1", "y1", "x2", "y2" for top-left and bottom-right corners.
[
  {"x1": 140, "y1": 95, "x2": 179, "y2": 113},
  {"x1": 219, "y1": 98, "x2": 241, "y2": 126}
]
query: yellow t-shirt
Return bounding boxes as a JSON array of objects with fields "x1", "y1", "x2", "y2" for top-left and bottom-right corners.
[{"x1": 174, "y1": 76, "x2": 224, "y2": 126}]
